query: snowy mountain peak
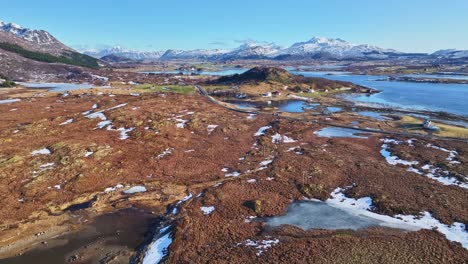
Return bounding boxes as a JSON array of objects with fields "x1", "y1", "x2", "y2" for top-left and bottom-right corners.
[
  {"x1": 307, "y1": 36, "x2": 347, "y2": 45},
  {"x1": 432, "y1": 49, "x2": 468, "y2": 59},
  {"x1": 0, "y1": 20, "x2": 61, "y2": 47}
]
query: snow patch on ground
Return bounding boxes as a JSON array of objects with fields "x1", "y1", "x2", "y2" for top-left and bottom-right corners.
[
  {"x1": 123, "y1": 185, "x2": 147, "y2": 194},
  {"x1": 157, "y1": 148, "x2": 174, "y2": 159},
  {"x1": 238, "y1": 238, "x2": 280, "y2": 256},
  {"x1": 31, "y1": 148, "x2": 51, "y2": 156},
  {"x1": 59, "y1": 118, "x2": 74, "y2": 126},
  {"x1": 104, "y1": 184, "x2": 124, "y2": 193},
  {"x1": 254, "y1": 126, "x2": 272, "y2": 136},
  {"x1": 327, "y1": 187, "x2": 468, "y2": 248},
  {"x1": 225, "y1": 171, "x2": 242, "y2": 177},
  {"x1": 247, "y1": 114, "x2": 257, "y2": 120},
  {"x1": 207, "y1": 124, "x2": 218, "y2": 134},
  {"x1": 271, "y1": 133, "x2": 297, "y2": 143},
  {"x1": 381, "y1": 138, "x2": 467, "y2": 189},
  {"x1": 96, "y1": 120, "x2": 112, "y2": 129},
  {"x1": 257, "y1": 156, "x2": 274, "y2": 171},
  {"x1": 200, "y1": 206, "x2": 215, "y2": 215},
  {"x1": 142, "y1": 226, "x2": 172, "y2": 264},
  {"x1": 0, "y1": 99, "x2": 21, "y2": 104}
]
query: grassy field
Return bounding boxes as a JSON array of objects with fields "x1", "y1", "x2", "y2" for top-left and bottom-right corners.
[
  {"x1": 134, "y1": 84, "x2": 195, "y2": 94},
  {"x1": 397, "y1": 116, "x2": 468, "y2": 138}
]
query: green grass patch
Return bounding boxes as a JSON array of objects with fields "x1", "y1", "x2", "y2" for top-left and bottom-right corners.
[
  {"x1": 0, "y1": 42, "x2": 99, "y2": 69},
  {"x1": 134, "y1": 84, "x2": 195, "y2": 94},
  {"x1": 398, "y1": 116, "x2": 468, "y2": 138}
]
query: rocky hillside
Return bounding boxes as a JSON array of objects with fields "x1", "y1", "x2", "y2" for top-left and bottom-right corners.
[
  {"x1": 0, "y1": 20, "x2": 100, "y2": 80},
  {"x1": 214, "y1": 67, "x2": 368, "y2": 92}
]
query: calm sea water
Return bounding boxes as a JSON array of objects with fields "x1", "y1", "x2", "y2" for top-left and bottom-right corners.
[{"x1": 290, "y1": 71, "x2": 468, "y2": 116}]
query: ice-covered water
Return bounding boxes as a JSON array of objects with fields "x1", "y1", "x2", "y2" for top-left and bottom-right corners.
[
  {"x1": 266, "y1": 201, "x2": 387, "y2": 230},
  {"x1": 18, "y1": 82, "x2": 97, "y2": 91},
  {"x1": 314, "y1": 127, "x2": 369, "y2": 138}
]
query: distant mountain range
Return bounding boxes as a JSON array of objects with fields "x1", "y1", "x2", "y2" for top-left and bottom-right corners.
[
  {"x1": 1, "y1": 18, "x2": 468, "y2": 78},
  {"x1": 83, "y1": 37, "x2": 468, "y2": 62}
]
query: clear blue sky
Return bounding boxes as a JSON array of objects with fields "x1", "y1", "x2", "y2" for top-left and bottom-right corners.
[{"x1": 2, "y1": 0, "x2": 467, "y2": 53}]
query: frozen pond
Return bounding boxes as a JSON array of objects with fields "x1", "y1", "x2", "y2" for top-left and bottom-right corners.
[
  {"x1": 18, "y1": 82, "x2": 96, "y2": 91},
  {"x1": 314, "y1": 127, "x2": 369, "y2": 138},
  {"x1": 266, "y1": 200, "x2": 415, "y2": 231}
]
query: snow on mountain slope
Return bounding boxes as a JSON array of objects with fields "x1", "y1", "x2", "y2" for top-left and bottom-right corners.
[
  {"x1": 160, "y1": 48, "x2": 229, "y2": 60},
  {"x1": 0, "y1": 20, "x2": 66, "y2": 48},
  {"x1": 223, "y1": 43, "x2": 281, "y2": 59},
  {"x1": 85, "y1": 37, "x2": 408, "y2": 61},
  {"x1": 278, "y1": 37, "x2": 400, "y2": 59},
  {"x1": 85, "y1": 46, "x2": 165, "y2": 61},
  {"x1": 432, "y1": 49, "x2": 468, "y2": 59}
]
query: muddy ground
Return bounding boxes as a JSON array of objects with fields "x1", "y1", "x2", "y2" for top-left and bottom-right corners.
[{"x1": 0, "y1": 86, "x2": 467, "y2": 263}]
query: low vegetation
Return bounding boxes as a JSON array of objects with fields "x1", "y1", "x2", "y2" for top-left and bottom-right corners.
[
  {"x1": 397, "y1": 116, "x2": 468, "y2": 138},
  {"x1": 134, "y1": 84, "x2": 195, "y2": 94},
  {"x1": 0, "y1": 75, "x2": 16, "y2": 88},
  {"x1": 0, "y1": 42, "x2": 99, "y2": 69}
]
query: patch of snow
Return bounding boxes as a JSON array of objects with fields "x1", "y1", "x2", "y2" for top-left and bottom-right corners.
[
  {"x1": 116, "y1": 127, "x2": 135, "y2": 140},
  {"x1": 31, "y1": 148, "x2": 51, "y2": 156},
  {"x1": 247, "y1": 114, "x2": 257, "y2": 120},
  {"x1": 96, "y1": 120, "x2": 112, "y2": 129},
  {"x1": 200, "y1": 206, "x2": 215, "y2": 215},
  {"x1": 381, "y1": 139, "x2": 467, "y2": 189},
  {"x1": 327, "y1": 187, "x2": 468, "y2": 248},
  {"x1": 0, "y1": 99, "x2": 21, "y2": 104},
  {"x1": 271, "y1": 133, "x2": 297, "y2": 143},
  {"x1": 254, "y1": 126, "x2": 272, "y2": 136},
  {"x1": 157, "y1": 148, "x2": 174, "y2": 159},
  {"x1": 142, "y1": 226, "x2": 173, "y2": 264},
  {"x1": 380, "y1": 141, "x2": 418, "y2": 166},
  {"x1": 239, "y1": 238, "x2": 280, "y2": 256},
  {"x1": 123, "y1": 185, "x2": 147, "y2": 194},
  {"x1": 225, "y1": 171, "x2": 242, "y2": 177},
  {"x1": 244, "y1": 216, "x2": 257, "y2": 223},
  {"x1": 207, "y1": 124, "x2": 218, "y2": 134},
  {"x1": 59, "y1": 119, "x2": 74, "y2": 126},
  {"x1": 104, "y1": 184, "x2": 124, "y2": 193},
  {"x1": 247, "y1": 179, "x2": 257, "y2": 183},
  {"x1": 175, "y1": 119, "x2": 188, "y2": 128}
]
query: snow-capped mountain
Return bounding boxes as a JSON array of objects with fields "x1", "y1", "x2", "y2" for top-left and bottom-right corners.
[
  {"x1": 160, "y1": 48, "x2": 229, "y2": 60},
  {"x1": 157, "y1": 37, "x2": 402, "y2": 61},
  {"x1": 432, "y1": 49, "x2": 468, "y2": 59},
  {"x1": 83, "y1": 37, "x2": 426, "y2": 62},
  {"x1": 277, "y1": 37, "x2": 401, "y2": 59},
  {"x1": 223, "y1": 43, "x2": 282, "y2": 59},
  {"x1": 0, "y1": 20, "x2": 69, "y2": 52},
  {"x1": 84, "y1": 46, "x2": 164, "y2": 61}
]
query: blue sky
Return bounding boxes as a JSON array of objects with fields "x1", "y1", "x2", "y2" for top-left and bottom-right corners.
[{"x1": 2, "y1": 0, "x2": 468, "y2": 53}]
